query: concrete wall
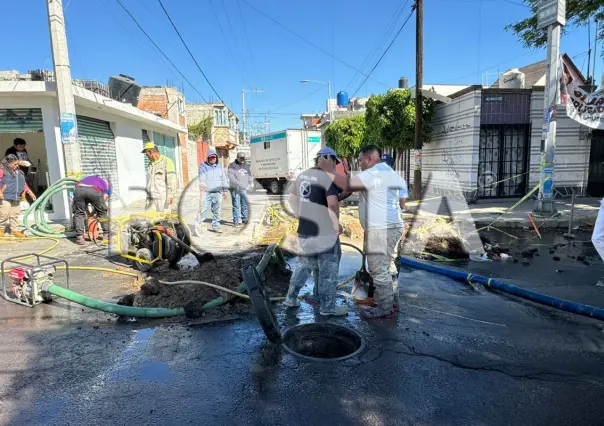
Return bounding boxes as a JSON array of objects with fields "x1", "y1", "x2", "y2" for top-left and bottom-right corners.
[
  {"x1": 422, "y1": 90, "x2": 482, "y2": 198},
  {"x1": 528, "y1": 91, "x2": 591, "y2": 196}
]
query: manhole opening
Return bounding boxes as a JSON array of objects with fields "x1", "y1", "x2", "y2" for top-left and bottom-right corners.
[{"x1": 281, "y1": 323, "x2": 364, "y2": 362}]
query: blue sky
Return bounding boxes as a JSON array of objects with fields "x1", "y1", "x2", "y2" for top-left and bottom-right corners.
[{"x1": 1, "y1": 0, "x2": 601, "y2": 131}]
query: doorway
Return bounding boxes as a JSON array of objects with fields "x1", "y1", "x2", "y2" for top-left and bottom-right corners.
[
  {"x1": 477, "y1": 124, "x2": 530, "y2": 198},
  {"x1": 588, "y1": 129, "x2": 604, "y2": 197}
]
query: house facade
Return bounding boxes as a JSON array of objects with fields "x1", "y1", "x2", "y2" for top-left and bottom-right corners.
[
  {"x1": 0, "y1": 78, "x2": 185, "y2": 221},
  {"x1": 421, "y1": 54, "x2": 598, "y2": 201},
  {"x1": 186, "y1": 102, "x2": 239, "y2": 167}
]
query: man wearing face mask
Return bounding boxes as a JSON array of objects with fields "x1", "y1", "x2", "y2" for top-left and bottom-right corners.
[{"x1": 283, "y1": 147, "x2": 347, "y2": 316}]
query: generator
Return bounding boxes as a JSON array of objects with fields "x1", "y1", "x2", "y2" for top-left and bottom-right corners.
[
  {"x1": 1, "y1": 254, "x2": 68, "y2": 308},
  {"x1": 115, "y1": 213, "x2": 192, "y2": 272}
]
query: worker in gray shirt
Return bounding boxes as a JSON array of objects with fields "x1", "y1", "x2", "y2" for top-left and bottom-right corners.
[{"x1": 228, "y1": 152, "x2": 253, "y2": 226}]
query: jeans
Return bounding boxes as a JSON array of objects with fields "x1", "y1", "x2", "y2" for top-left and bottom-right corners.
[
  {"x1": 366, "y1": 227, "x2": 404, "y2": 311},
  {"x1": 72, "y1": 186, "x2": 109, "y2": 236},
  {"x1": 231, "y1": 189, "x2": 249, "y2": 224},
  {"x1": 285, "y1": 235, "x2": 341, "y2": 314},
  {"x1": 201, "y1": 192, "x2": 223, "y2": 230}
]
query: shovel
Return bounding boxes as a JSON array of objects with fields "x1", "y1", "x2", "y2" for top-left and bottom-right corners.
[{"x1": 351, "y1": 235, "x2": 376, "y2": 305}]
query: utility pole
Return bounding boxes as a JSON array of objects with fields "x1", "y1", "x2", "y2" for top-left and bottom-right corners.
[
  {"x1": 534, "y1": 0, "x2": 565, "y2": 214},
  {"x1": 242, "y1": 88, "x2": 263, "y2": 143},
  {"x1": 46, "y1": 0, "x2": 81, "y2": 176},
  {"x1": 413, "y1": 0, "x2": 423, "y2": 201}
]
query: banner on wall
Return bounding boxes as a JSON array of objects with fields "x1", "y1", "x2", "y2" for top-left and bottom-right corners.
[{"x1": 559, "y1": 56, "x2": 604, "y2": 130}]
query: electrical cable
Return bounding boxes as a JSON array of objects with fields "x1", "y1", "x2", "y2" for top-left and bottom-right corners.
[
  {"x1": 344, "y1": 1, "x2": 410, "y2": 92},
  {"x1": 235, "y1": 0, "x2": 260, "y2": 86},
  {"x1": 156, "y1": 0, "x2": 222, "y2": 101},
  {"x1": 209, "y1": 0, "x2": 252, "y2": 88},
  {"x1": 113, "y1": 0, "x2": 210, "y2": 103},
  {"x1": 239, "y1": 0, "x2": 390, "y2": 88},
  {"x1": 351, "y1": 6, "x2": 416, "y2": 98}
]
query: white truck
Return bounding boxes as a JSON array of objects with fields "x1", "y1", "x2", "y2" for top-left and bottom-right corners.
[{"x1": 250, "y1": 129, "x2": 322, "y2": 194}]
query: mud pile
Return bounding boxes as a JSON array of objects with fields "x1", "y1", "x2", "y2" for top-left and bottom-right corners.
[{"x1": 119, "y1": 247, "x2": 292, "y2": 317}]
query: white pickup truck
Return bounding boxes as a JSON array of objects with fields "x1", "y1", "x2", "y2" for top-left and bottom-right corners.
[{"x1": 250, "y1": 129, "x2": 322, "y2": 194}]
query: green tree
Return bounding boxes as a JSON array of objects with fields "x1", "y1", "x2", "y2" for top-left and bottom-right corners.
[
  {"x1": 365, "y1": 89, "x2": 435, "y2": 151},
  {"x1": 324, "y1": 114, "x2": 366, "y2": 160},
  {"x1": 188, "y1": 117, "x2": 213, "y2": 142},
  {"x1": 505, "y1": 0, "x2": 604, "y2": 57}
]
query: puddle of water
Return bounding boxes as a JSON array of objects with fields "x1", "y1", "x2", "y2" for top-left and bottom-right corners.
[{"x1": 111, "y1": 328, "x2": 173, "y2": 382}]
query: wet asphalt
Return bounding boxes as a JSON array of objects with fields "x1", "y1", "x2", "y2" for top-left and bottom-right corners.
[{"x1": 1, "y1": 242, "x2": 604, "y2": 426}]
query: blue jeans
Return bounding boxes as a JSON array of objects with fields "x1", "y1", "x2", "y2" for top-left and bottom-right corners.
[
  {"x1": 231, "y1": 189, "x2": 249, "y2": 224},
  {"x1": 285, "y1": 235, "x2": 341, "y2": 314},
  {"x1": 201, "y1": 192, "x2": 223, "y2": 230}
]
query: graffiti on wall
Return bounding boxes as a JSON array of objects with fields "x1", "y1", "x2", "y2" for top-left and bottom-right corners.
[{"x1": 441, "y1": 148, "x2": 461, "y2": 181}]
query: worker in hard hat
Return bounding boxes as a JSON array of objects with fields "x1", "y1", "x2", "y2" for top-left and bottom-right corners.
[{"x1": 141, "y1": 142, "x2": 176, "y2": 212}]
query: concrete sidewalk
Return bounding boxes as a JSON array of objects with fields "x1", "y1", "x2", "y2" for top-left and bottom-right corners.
[{"x1": 410, "y1": 196, "x2": 601, "y2": 230}]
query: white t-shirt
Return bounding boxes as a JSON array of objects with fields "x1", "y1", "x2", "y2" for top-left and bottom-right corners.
[
  {"x1": 592, "y1": 198, "x2": 604, "y2": 262},
  {"x1": 357, "y1": 162, "x2": 408, "y2": 230}
]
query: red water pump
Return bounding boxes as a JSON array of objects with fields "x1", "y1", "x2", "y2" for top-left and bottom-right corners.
[{"x1": 2, "y1": 254, "x2": 69, "y2": 308}]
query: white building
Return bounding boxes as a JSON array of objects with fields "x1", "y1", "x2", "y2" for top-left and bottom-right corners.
[
  {"x1": 0, "y1": 80, "x2": 185, "y2": 221},
  {"x1": 419, "y1": 54, "x2": 599, "y2": 201}
]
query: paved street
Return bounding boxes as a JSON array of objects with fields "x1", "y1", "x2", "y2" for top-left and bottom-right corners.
[{"x1": 0, "y1": 241, "x2": 604, "y2": 425}]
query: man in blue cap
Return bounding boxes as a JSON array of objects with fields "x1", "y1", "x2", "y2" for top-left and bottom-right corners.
[
  {"x1": 381, "y1": 154, "x2": 395, "y2": 168},
  {"x1": 283, "y1": 146, "x2": 347, "y2": 316}
]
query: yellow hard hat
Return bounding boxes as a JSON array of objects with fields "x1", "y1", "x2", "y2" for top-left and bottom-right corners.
[{"x1": 141, "y1": 142, "x2": 157, "y2": 153}]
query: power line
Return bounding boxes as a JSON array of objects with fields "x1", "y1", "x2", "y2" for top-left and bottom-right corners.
[
  {"x1": 156, "y1": 0, "x2": 222, "y2": 101},
  {"x1": 345, "y1": 0, "x2": 410, "y2": 92},
  {"x1": 273, "y1": 86, "x2": 324, "y2": 112},
  {"x1": 239, "y1": 0, "x2": 390, "y2": 88},
  {"x1": 235, "y1": 0, "x2": 260, "y2": 86},
  {"x1": 209, "y1": 0, "x2": 252, "y2": 88},
  {"x1": 351, "y1": 6, "x2": 416, "y2": 98},
  {"x1": 113, "y1": 0, "x2": 209, "y2": 103}
]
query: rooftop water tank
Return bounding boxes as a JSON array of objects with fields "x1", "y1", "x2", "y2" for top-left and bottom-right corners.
[
  {"x1": 398, "y1": 77, "x2": 409, "y2": 89},
  {"x1": 498, "y1": 68, "x2": 525, "y2": 89},
  {"x1": 337, "y1": 91, "x2": 349, "y2": 108},
  {"x1": 108, "y1": 74, "x2": 142, "y2": 107}
]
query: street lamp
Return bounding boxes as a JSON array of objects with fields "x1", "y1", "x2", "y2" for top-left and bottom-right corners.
[{"x1": 301, "y1": 79, "x2": 331, "y2": 119}]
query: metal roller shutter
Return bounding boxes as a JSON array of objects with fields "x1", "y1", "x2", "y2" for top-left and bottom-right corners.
[
  {"x1": 143, "y1": 130, "x2": 151, "y2": 170},
  {"x1": 0, "y1": 108, "x2": 44, "y2": 132},
  {"x1": 77, "y1": 115, "x2": 120, "y2": 196}
]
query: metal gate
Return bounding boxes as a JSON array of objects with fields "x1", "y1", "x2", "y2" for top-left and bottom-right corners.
[
  {"x1": 588, "y1": 129, "x2": 604, "y2": 197},
  {"x1": 0, "y1": 108, "x2": 43, "y2": 132},
  {"x1": 77, "y1": 115, "x2": 120, "y2": 196},
  {"x1": 477, "y1": 124, "x2": 529, "y2": 198}
]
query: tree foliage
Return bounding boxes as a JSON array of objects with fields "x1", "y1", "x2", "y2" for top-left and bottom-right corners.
[
  {"x1": 188, "y1": 116, "x2": 213, "y2": 141},
  {"x1": 324, "y1": 114, "x2": 366, "y2": 160},
  {"x1": 364, "y1": 89, "x2": 435, "y2": 151},
  {"x1": 505, "y1": 0, "x2": 604, "y2": 58}
]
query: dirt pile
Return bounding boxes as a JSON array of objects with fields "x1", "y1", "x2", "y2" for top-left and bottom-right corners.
[
  {"x1": 401, "y1": 219, "x2": 470, "y2": 259},
  {"x1": 118, "y1": 247, "x2": 292, "y2": 317}
]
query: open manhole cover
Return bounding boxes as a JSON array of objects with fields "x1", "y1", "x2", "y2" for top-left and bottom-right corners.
[{"x1": 242, "y1": 266, "x2": 365, "y2": 362}]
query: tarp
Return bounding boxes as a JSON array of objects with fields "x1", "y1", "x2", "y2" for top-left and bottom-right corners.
[{"x1": 560, "y1": 56, "x2": 604, "y2": 129}]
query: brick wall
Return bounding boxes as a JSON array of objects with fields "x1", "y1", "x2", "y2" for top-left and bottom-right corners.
[{"x1": 138, "y1": 93, "x2": 168, "y2": 118}]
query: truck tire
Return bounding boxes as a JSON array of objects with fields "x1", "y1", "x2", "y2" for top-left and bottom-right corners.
[{"x1": 269, "y1": 180, "x2": 280, "y2": 195}]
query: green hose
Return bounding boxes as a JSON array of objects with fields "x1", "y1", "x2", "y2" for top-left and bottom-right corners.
[
  {"x1": 46, "y1": 284, "x2": 185, "y2": 317},
  {"x1": 39, "y1": 244, "x2": 283, "y2": 318},
  {"x1": 201, "y1": 244, "x2": 279, "y2": 310},
  {"x1": 23, "y1": 177, "x2": 79, "y2": 238}
]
